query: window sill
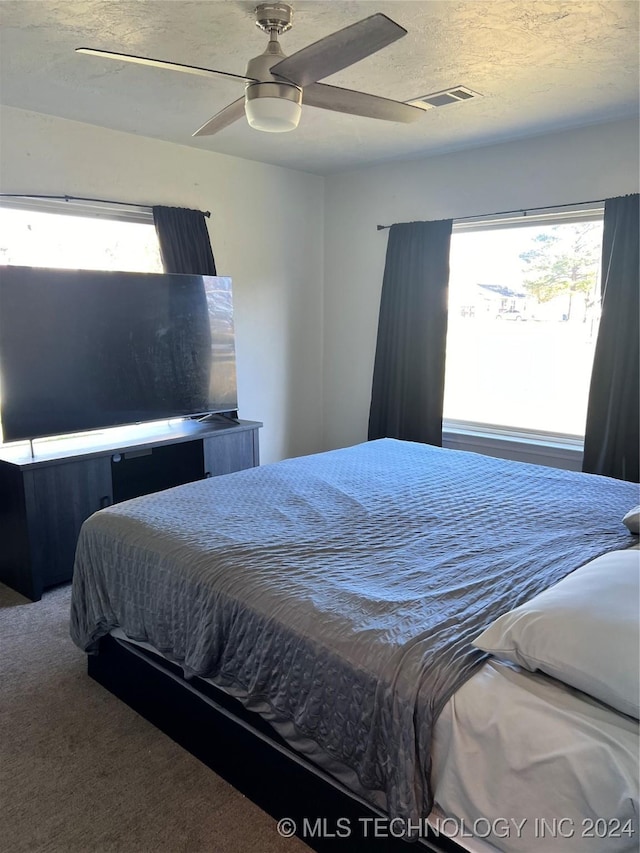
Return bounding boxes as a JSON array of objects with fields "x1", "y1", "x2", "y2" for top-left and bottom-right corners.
[{"x1": 442, "y1": 422, "x2": 584, "y2": 471}]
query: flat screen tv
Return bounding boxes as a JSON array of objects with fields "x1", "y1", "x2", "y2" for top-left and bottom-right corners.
[{"x1": 0, "y1": 265, "x2": 238, "y2": 443}]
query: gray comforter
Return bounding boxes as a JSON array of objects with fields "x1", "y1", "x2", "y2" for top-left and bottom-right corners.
[{"x1": 70, "y1": 439, "x2": 638, "y2": 823}]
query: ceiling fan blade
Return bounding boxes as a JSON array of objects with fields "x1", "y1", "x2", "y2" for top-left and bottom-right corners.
[
  {"x1": 76, "y1": 48, "x2": 256, "y2": 84},
  {"x1": 192, "y1": 98, "x2": 246, "y2": 137},
  {"x1": 270, "y1": 13, "x2": 406, "y2": 88},
  {"x1": 304, "y1": 83, "x2": 423, "y2": 123}
]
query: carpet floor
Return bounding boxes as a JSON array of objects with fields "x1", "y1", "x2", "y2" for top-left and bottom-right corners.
[{"x1": 0, "y1": 581, "x2": 310, "y2": 853}]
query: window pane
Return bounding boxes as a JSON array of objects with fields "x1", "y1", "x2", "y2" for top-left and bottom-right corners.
[
  {"x1": 0, "y1": 207, "x2": 162, "y2": 272},
  {"x1": 443, "y1": 220, "x2": 603, "y2": 438}
]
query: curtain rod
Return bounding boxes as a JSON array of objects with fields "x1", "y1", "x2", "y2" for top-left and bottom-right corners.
[
  {"x1": 0, "y1": 193, "x2": 211, "y2": 218},
  {"x1": 376, "y1": 198, "x2": 604, "y2": 230}
]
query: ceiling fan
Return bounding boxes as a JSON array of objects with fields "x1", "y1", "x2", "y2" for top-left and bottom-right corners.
[{"x1": 76, "y1": 3, "x2": 423, "y2": 136}]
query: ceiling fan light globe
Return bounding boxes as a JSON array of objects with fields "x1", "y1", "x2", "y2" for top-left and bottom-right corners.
[
  {"x1": 246, "y1": 98, "x2": 301, "y2": 132},
  {"x1": 245, "y1": 82, "x2": 302, "y2": 132}
]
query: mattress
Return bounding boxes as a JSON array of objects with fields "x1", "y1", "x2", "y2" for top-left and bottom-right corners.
[
  {"x1": 431, "y1": 660, "x2": 639, "y2": 853},
  {"x1": 70, "y1": 438, "x2": 639, "y2": 829}
]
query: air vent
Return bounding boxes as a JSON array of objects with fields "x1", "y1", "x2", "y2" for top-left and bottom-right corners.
[{"x1": 406, "y1": 86, "x2": 482, "y2": 111}]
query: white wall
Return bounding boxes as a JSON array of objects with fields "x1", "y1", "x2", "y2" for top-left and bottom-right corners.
[
  {"x1": 323, "y1": 118, "x2": 640, "y2": 451},
  {"x1": 0, "y1": 106, "x2": 324, "y2": 464}
]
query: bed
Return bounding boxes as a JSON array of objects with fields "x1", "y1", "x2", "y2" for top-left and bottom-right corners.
[{"x1": 70, "y1": 438, "x2": 640, "y2": 852}]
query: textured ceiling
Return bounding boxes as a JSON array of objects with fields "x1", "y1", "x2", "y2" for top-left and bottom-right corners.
[{"x1": 1, "y1": 1, "x2": 638, "y2": 175}]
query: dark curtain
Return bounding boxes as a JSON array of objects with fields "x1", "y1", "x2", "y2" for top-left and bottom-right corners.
[
  {"x1": 152, "y1": 206, "x2": 216, "y2": 411},
  {"x1": 153, "y1": 206, "x2": 217, "y2": 275},
  {"x1": 368, "y1": 219, "x2": 453, "y2": 445},
  {"x1": 583, "y1": 193, "x2": 639, "y2": 482}
]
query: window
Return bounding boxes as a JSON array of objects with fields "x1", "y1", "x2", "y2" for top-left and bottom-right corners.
[
  {"x1": 0, "y1": 199, "x2": 164, "y2": 445},
  {"x1": 0, "y1": 199, "x2": 162, "y2": 272},
  {"x1": 443, "y1": 205, "x2": 604, "y2": 442}
]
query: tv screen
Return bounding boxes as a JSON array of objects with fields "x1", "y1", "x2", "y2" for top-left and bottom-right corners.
[{"x1": 0, "y1": 266, "x2": 238, "y2": 442}]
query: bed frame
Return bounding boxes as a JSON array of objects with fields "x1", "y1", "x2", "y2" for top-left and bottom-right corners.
[{"x1": 89, "y1": 635, "x2": 464, "y2": 853}]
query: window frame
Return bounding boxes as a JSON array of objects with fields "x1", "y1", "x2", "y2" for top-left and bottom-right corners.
[
  {"x1": 443, "y1": 202, "x2": 605, "y2": 466},
  {"x1": 0, "y1": 196, "x2": 162, "y2": 274},
  {"x1": 0, "y1": 196, "x2": 154, "y2": 224}
]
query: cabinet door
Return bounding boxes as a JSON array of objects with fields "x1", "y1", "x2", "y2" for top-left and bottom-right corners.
[
  {"x1": 203, "y1": 429, "x2": 258, "y2": 478},
  {"x1": 23, "y1": 456, "x2": 112, "y2": 589},
  {"x1": 0, "y1": 461, "x2": 33, "y2": 599}
]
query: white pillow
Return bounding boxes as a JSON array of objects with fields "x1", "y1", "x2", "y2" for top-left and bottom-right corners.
[
  {"x1": 473, "y1": 549, "x2": 640, "y2": 719},
  {"x1": 623, "y1": 506, "x2": 640, "y2": 535}
]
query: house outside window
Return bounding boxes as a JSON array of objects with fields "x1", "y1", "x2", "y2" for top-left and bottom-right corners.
[{"x1": 443, "y1": 204, "x2": 604, "y2": 446}]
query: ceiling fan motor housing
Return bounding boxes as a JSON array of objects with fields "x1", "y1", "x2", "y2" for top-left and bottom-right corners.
[{"x1": 246, "y1": 39, "x2": 288, "y2": 81}]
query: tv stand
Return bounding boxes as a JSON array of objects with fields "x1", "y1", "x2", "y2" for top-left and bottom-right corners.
[
  {"x1": 0, "y1": 419, "x2": 261, "y2": 601},
  {"x1": 196, "y1": 411, "x2": 240, "y2": 426}
]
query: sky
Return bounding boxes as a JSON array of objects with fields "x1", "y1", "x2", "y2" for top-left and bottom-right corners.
[
  {"x1": 0, "y1": 207, "x2": 162, "y2": 272},
  {"x1": 448, "y1": 222, "x2": 603, "y2": 306}
]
